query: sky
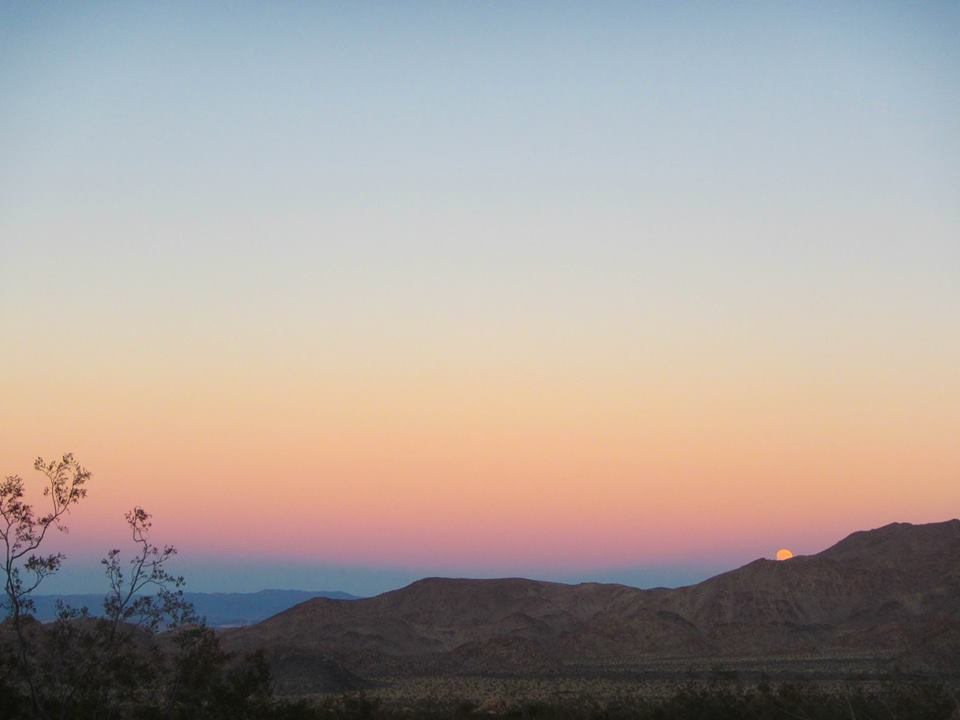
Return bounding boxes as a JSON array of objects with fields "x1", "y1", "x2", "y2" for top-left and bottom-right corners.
[{"x1": 1, "y1": 2, "x2": 958, "y2": 596}]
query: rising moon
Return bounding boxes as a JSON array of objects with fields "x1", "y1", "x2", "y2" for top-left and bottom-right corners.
[{"x1": 776, "y1": 548, "x2": 794, "y2": 561}]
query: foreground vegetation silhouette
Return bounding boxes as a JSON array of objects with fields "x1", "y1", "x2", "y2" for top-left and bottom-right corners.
[
  {"x1": 0, "y1": 455, "x2": 282, "y2": 719},
  {"x1": 1, "y1": 456, "x2": 956, "y2": 719}
]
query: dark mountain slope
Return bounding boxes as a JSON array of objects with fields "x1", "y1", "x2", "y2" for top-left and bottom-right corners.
[{"x1": 225, "y1": 520, "x2": 960, "y2": 682}]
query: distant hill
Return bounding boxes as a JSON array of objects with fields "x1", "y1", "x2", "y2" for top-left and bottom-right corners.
[
  {"x1": 223, "y1": 520, "x2": 960, "y2": 691},
  {"x1": 29, "y1": 589, "x2": 360, "y2": 627}
]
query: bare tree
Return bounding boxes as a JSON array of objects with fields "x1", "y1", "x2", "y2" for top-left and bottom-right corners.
[
  {"x1": 102, "y1": 506, "x2": 196, "y2": 636},
  {"x1": 0, "y1": 456, "x2": 274, "y2": 719},
  {"x1": 0, "y1": 455, "x2": 89, "y2": 716},
  {"x1": 41, "y1": 506, "x2": 198, "y2": 719}
]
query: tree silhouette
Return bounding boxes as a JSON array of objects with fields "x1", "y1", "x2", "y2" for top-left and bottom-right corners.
[
  {"x1": 0, "y1": 456, "x2": 273, "y2": 720},
  {"x1": 0, "y1": 455, "x2": 89, "y2": 715}
]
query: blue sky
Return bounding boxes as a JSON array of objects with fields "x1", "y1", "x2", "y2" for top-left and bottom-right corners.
[{"x1": 2, "y1": 2, "x2": 958, "y2": 595}]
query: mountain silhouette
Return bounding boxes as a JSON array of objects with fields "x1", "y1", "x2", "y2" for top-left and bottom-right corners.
[{"x1": 224, "y1": 520, "x2": 960, "y2": 690}]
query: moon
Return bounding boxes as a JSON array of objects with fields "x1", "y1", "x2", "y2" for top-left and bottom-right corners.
[{"x1": 776, "y1": 548, "x2": 794, "y2": 561}]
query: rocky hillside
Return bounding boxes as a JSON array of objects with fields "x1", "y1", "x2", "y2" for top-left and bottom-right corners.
[{"x1": 224, "y1": 520, "x2": 960, "y2": 688}]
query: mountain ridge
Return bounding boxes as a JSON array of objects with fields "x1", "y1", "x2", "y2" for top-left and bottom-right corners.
[{"x1": 224, "y1": 519, "x2": 960, "y2": 689}]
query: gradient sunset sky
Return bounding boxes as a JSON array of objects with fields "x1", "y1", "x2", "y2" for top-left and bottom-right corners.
[{"x1": 2, "y1": 2, "x2": 958, "y2": 595}]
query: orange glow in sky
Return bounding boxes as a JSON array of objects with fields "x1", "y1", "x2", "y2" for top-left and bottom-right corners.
[{"x1": 1, "y1": 3, "x2": 958, "y2": 591}]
